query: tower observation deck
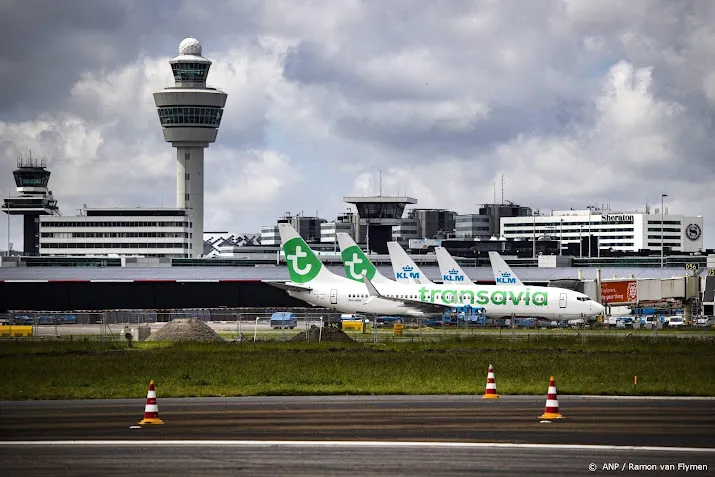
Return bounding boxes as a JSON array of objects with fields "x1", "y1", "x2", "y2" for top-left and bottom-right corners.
[
  {"x1": 153, "y1": 38, "x2": 228, "y2": 257},
  {"x1": 344, "y1": 195, "x2": 417, "y2": 254},
  {"x1": 2, "y1": 154, "x2": 60, "y2": 255}
]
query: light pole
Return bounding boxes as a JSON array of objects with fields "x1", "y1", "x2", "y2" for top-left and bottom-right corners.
[
  {"x1": 5, "y1": 189, "x2": 10, "y2": 257},
  {"x1": 661, "y1": 193, "x2": 668, "y2": 268},
  {"x1": 587, "y1": 206, "x2": 592, "y2": 258},
  {"x1": 532, "y1": 210, "x2": 536, "y2": 259},
  {"x1": 559, "y1": 219, "x2": 563, "y2": 256}
]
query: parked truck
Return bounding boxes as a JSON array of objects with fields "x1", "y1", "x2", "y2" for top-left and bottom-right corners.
[{"x1": 270, "y1": 312, "x2": 297, "y2": 329}]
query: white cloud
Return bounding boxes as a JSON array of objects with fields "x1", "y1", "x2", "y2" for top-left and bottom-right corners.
[{"x1": 1, "y1": 0, "x2": 713, "y2": 250}]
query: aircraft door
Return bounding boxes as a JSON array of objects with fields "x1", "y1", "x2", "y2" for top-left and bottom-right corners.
[
  {"x1": 559, "y1": 293, "x2": 567, "y2": 309},
  {"x1": 330, "y1": 289, "x2": 338, "y2": 305}
]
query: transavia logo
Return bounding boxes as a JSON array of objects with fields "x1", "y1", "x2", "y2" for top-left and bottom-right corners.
[
  {"x1": 341, "y1": 245, "x2": 376, "y2": 281},
  {"x1": 496, "y1": 272, "x2": 517, "y2": 284},
  {"x1": 396, "y1": 265, "x2": 421, "y2": 280},
  {"x1": 283, "y1": 237, "x2": 321, "y2": 283},
  {"x1": 443, "y1": 269, "x2": 464, "y2": 282},
  {"x1": 417, "y1": 287, "x2": 548, "y2": 307}
]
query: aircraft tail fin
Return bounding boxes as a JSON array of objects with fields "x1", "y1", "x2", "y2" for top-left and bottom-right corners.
[
  {"x1": 387, "y1": 241, "x2": 434, "y2": 285},
  {"x1": 278, "y1": 223, "x2": 338, "y2": 284},
  {"x1": 336, "y1": 233, "x2": 392, "y2": 283},
  {"x1": 488, "y1": 251, "x2": 524, "y2": 286},
  {"x1": 435, "y1": 247, "x2": 474, "y2": 286}
]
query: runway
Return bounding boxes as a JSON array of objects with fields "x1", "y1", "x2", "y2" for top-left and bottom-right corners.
[{"x1": 1, "y1": 395, "x2": 713, "y2": 476}]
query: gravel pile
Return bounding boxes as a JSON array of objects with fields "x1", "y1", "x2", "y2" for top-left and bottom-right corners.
[
  {"x1": 291, "y1": 325, "x2": 355, "y2": 342},
  {"x1": 146, "y1": 318, "x2": 225, "y2": 342}
]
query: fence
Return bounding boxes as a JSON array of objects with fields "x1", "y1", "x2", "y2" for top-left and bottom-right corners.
[{"x1": 0, "y1": 308, "x2": 712, "y2": 343}]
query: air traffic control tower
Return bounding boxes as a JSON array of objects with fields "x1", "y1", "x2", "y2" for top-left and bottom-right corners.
[
  {"x1": 2, "y1": 154, "x2": 60, "y2": 255},
  {"x1": 344, "y1": 196, "x2": 417, "y2": 254},
  {"x1": 154, "y1": 38, "x2": 227, "y2": 257}
]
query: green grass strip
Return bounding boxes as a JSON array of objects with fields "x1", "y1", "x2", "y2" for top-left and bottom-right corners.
[{"x1": 0, "y1": 335, "x2": 713, "y2": 400}]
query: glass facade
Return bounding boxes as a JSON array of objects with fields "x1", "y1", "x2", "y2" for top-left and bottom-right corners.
[
  {"x1": 13, "y1": 170, "x2": 50, "y2": 187},
  {"x1": 355, "y1": 203, "x2": 405, "y2": 219},
  {"x1": 158, "y1": 107, "x2": 223, "y2": 127},
  {"x1": 171, "y1": 62, "x2": 210, "y2": 82}
]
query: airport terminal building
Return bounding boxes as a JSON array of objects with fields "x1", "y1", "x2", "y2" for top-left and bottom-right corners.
[
  {"x1": 501, "y1": 210, "x2": 705, "y2": 255},
  {"x1": 39, "y1": 208, "x2": 192, "y2": 258}
]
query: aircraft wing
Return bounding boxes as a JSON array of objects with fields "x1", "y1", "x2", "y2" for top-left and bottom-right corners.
[
  {"x1": 262, "y1": 280, "x2": 313, "y2": 293},
  {"x1": 362, "y1": 275, "x2": 449, "y2": 315}
]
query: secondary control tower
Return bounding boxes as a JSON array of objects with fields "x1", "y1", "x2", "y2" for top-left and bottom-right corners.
[
  {"x1": 1, "y1": 153, "x2": 60, "y2": 255},
  {"x1": 153, "y1": 38, "x2": 228, "y2": 257},
  {"x1": 344, "y1": 195, "x2": 417, "y2": 254}
]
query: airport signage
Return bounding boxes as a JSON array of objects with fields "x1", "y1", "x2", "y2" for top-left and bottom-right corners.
[
  {"x1": 601, "y1": 280, "x2": 638, "y2": 304},
  {"x1": 601, "y1": 214, "x2": 634, "y2": 224}
]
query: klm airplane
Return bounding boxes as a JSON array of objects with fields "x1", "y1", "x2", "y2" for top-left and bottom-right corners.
[
  {"x1": 435, "y1": 247, "x2": 524, "y2": 286},
  {"x1": 386, "y1": 241, "x2": 434, "y2": 285}
]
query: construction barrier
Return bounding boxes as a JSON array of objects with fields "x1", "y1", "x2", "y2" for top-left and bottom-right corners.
[
  {"x1": 0, "y1": 326, "x2": 33, "y2": 337},
  {"x1": 341, "y1": 320, "x2": 366, "y2": 332}
]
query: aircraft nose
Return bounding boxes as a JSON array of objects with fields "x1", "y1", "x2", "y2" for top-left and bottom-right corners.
[{"x1": 595, "y1": 302, "x2": 605, "y2": 315}]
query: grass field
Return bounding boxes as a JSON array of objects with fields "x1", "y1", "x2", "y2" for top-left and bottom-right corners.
[{"x1": 1, "y1": 334, "x2": 714, "y2": 400}]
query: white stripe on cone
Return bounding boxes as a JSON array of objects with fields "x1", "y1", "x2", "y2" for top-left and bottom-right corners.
[
  {"x1": 147, "y1": 390, "x2": 156, "y2": 398},
  {"x1": 144, "y1": 404, "x2": 159, "y2": 413},
  {"x1": 545, "y1": 399, "x2": 559, "y2": 408}
]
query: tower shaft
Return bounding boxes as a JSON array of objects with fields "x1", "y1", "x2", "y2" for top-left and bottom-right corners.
[{"x1": 176, "y1": 146, "x2": 205, "y2": 256}]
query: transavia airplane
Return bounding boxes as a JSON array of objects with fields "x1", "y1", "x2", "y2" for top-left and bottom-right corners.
[{"x1": 266, "y1": 224, "x2": 605, "y2": 320}]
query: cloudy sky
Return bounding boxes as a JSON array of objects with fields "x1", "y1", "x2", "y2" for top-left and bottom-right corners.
[{"x1": 1, "y1": 0, "x2": 713, "y2": 249}]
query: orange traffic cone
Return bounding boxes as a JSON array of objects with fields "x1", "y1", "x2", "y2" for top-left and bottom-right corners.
[
  {"x1": 482, "y1": 364, "x2": 499, "y2": 399},
  {"x1": 139, "y1": 380, "x2": 165, "y2": 425},
  {"x1": 540, "y1": 376, "x2": 564, "y2": 419}
]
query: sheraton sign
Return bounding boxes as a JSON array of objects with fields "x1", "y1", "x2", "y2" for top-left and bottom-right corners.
[{"x1": 601, "y1": 214, "x2": 634, "y2": 224}]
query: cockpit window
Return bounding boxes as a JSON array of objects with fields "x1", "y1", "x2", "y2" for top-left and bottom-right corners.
[{"x1": 577, "y1": 296, "x2": 590, "y2": 301}]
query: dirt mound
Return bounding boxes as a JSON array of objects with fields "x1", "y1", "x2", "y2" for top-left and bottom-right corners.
[
  {"x1": 292, "y1": 325, "x2": 355, "y2": 342},
  {"x1": 146, "y1": 318, "x2": 225, "y2": 342}
]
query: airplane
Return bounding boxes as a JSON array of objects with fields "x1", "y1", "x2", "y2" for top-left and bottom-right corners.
[
  {"x1": 267, "y1": 223, "x2": 605, "y2": 320},
  {"x1": 435, "y1": 246, "x2": 474, "y2": 286},
  {"x1": 387, "y1": 241, "x2": 434, "y2": 285},
  {"x1": 488, "y1": 251, "x2": 524, "y2": 286},
  {"x1": 435, "y1": 247, "x2": 524, "y2": 286},
  {"x1": 336, "y1": 233, "x2": 393, "y2": 284}
]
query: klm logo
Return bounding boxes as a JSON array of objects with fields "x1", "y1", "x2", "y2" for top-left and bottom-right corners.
[
  {"x1": 396, "y1": 265, "x2": 421, "y2": 280},
  {"x1": 496, "y1": 272, "x2": 516, "y2": 284},
  {"x1": 443, "y1": 269, "x2": 464, "y2": 282}
]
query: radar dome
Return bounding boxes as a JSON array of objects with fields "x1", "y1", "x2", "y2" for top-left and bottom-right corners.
[{"x1": 179, "y1": 38, "x2": 202, "y2": 56}]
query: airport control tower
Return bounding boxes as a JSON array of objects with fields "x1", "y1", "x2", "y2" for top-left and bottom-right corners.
[
  {"x1": 1, "y1": 154, "x2": 60, "y2": 255},
  {"x1": 154, "y1": 38, "x2": 227, "y2": 257},
  {"x1": 344, "y1": 196, "x2": 417, "y2": 254}
]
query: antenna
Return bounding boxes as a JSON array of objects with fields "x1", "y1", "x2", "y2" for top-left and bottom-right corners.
[
  {"x1": 501, "y1": 174, "x2": 504, "y2": 205},
  {"x1": 379, "y1": 171, "x2": 382, "y2": 197}
]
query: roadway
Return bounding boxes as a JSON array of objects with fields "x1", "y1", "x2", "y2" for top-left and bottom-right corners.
[
  {"x1": 1, "y1": 395, "x2": 713, "y2": 476},
  {"x1": 21, "y1": 322, "x2": 715, "y2": 338}
]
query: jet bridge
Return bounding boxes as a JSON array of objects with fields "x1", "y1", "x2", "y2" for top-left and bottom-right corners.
[{"x1": 583, "y1": 273, "x2": 700, "y2": 322}]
